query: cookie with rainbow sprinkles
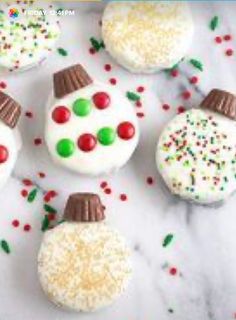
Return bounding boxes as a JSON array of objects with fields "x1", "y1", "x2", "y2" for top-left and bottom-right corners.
[
  {"x1": 0, "y1": 1, "x2": 60, "y2": 73},
  {"x1": 156, "y1": 89, "x2": 236, "y2": 204},
  {"x1": 45, "y1": 64, "x2": 139, "y2": 176}
]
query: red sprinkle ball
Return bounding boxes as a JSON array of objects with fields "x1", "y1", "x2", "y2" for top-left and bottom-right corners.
[
  {"x1": 109, "y1": 78, "x2": 117, "y2": 85},
  {"x1": 25, "y1": 111, "x2": 33, "y2": 118},
  {"x1": 189, "y1": 76, "x2": 198, "y2": 84},
  {"x1": 182, "y1": 90, "x2": 191, "y2": 100},
  {"x1": 34, "y1": 138, "x2": 42, "y2": 146},
  {"x1": 137, "y1": 86, "x2": 145, "y2": 93},
  {"x1": 104, "y1": 64, "x2": 111, "y2": 72},
  {"x1": 136, "y1": 100, "x2": 142, "y2": 108},
  {"x1": 12, "y1": 219, "x2": 20, "y2": 228},
  {"x1": 89, "y1": 47, "x2": 96, "y2": 55},
  {"x1": 22, "y1": 179, "x2": 33, "y2": 186},
  {"x1": 162, "y1": 104, "x2": 170, "y2": 111},
  {"x1": 24, "y1": 224, "x2": 31, "y2": 232},
  {"x1": 137, "y1": 112, "x2": 145, "y2": 118},
  {"x1": 170, "y1": 69, "x2": 179, "y2": 78},
  {"x1": 215, "y1": 36, "x2": 222, "y2": 44},
  {"x1": 120, "y1": 194, "x2": 128, "y2": 201},
  {"x1": 21, "y1": 189, "x2": 28, "y2": 198},
  {"x1": 38, "y1": 172, "x2": 46, "y2": 178},
  {"x1": 146, "y1": 176, "x2": 154, "y2": 185},
  {"x1": 169, "y1": 267, "x2": 178, "y2": 276},
  {"x1": 225, "y1": 48, "x2": 234, "y2": 56},
  {"x1": 177, "y1": 106, "x2": 186, "y2": 114},
  {"x1": 0, "y1": 81, "x2": 7, "y2": 89},
  {"x1": 104, "y1": 188, "x2": 112, "y2": 195},
  {"x1": 224, "y1": 34, "x2": 232, "y2": 41},
  {"x1": 44, "y1": 190, "x2": 58, "y2": 203},
  {"x1": 100, "y1": 181, "x2": 108, "y2": 189}
]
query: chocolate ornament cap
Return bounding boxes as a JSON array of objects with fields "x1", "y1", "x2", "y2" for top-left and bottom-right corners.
[
  {"x1": 63, "y1": 193, "x2": 105, "y2": 222},
  {"x1": 0, "y1": 91, "x2": 21, "y2": 129},
  {"x1": 200, "y1": 89, "x2": 236, "y2": 120},
  {"x1": 53, "y1": 64, "x2": 93, "y2": 99}
]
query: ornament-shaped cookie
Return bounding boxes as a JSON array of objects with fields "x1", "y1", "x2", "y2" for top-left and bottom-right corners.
[
  {"x1": 45, "y1": 64, "x2": 139, "y2": 175},
  {"x1": 102, "y1": 2, "x2": 194, "y2": 73},
  {"x1": 0, "y1": 2, "x2": 61, "y2": 73},
  {"x1": 0, "y1": 91, "x2": 21, "y2": 189},
  {"x1": 38, "y1": 193, "x2": 132, "y2": 312},
  {"x1": 156, "y1": 89, "x2": 236, "y2": 204}
]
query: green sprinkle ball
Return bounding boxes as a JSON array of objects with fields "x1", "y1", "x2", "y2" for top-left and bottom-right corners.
[
  {"x1": 73, "y1": 98, "x2": 91, "y2": 117},
  {"x1": 56, "y1": 139, "x2": 75, "y2": 157},
  {"x1": 97, "y1": 127, "x2": 116, "y2": 146}
]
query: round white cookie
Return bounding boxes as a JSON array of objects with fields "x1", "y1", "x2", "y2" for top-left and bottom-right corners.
[
  {"x1": 38, "y1": 222, "x2": 132, "y2": 312},
  {"x1": 157, "y1": 105, "x2": 236, "y2": 204},
  {"x1": 0, "y1": 2, "x2": 60, "y2": 73},
  {"x1": 102, "y1": 1, "x2": 194, "y2": 73},
  {"x1": 45, "y1": 81, "x2": 139, "y2": 176},
  {"x1": 0, "y1": 122, "x2": 21, "y2": 190}
]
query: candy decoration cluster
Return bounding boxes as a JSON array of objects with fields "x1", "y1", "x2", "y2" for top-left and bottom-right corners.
[{"x1": 51, "y1": 91, "x2": 135, "y2": 157}]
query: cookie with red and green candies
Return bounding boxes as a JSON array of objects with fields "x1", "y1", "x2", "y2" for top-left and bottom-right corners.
[{"x1": 45, "y1": 64, "x2": 139, "y2": 175}]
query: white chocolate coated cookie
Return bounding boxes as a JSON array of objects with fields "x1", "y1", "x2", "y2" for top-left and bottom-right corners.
[
  {"x1": 38, "y1": 222, "x2": 132, "y2": 312},
  {"x1": 0, "y1": 122, "x2": 21, "y2": 190},
  {"x1": 0, "y1": 2, "x2": 60, "y2": 73},
  {"x1": 45, "y1": 82, "x2": 139, "y2": 176},
  {"x1": 102, "y1": 1, "x2": 194, "y2": 73},
  {"x1": 156, "y1": 109, "x2": 236, "y2": 204}
]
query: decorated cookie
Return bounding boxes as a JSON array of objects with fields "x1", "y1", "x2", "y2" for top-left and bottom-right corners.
[
  {"x1": 102, "y1": 2, "x2": 194, "y2": 73},
  {"x1": 0, "y1": 2, "x2": 60, "y2": 73},
  {"x1": 156, "y1": 89, "x2": 236, "y2": 204},
  {"x1": 45, "y1": 64, "x2": 139, "y2": 175},
  {"x1": 38, "y1": 193, "x2": 132, "y2": 312},
  {"x1": 0, "y1": 91, "x2": 21, "y2": 189}
]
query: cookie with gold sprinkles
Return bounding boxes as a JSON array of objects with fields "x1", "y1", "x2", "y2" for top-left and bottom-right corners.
[
  {"x1": 0, "y1": 1, "x2": 61, "y2": 73},
  {"x1": 102, "y1": 2, "x2": 194, "y2": 73},
  {"x1": 156, "y1": 89, "x2": 236, "y2": 204},
  {"x1": 38, "y1": 193, "x2": 132, "y2": 312}
]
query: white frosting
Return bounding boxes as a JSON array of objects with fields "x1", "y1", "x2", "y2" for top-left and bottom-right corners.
[
  {"x1": 102, "y1": 1, "x2": 194, "y2": 73},
  {"x1": 0, "y1": 122, "x2": 21, "y2": 190},
  {"x1": 156, "y1": 109, "x2": 236, "y2": 204},
  {"x1": 0, "y1": 2, "x2": 60, "y2": 72},
  {"x1": 38, "y1": 222, "x2": 132, "y2": 312},
  {"x1": 45, "y1": 82, "x2": 139, "y2": 176}
]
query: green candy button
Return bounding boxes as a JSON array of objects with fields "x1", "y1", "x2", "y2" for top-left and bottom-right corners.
[
  {"x1": 73, "y1": 98, "x2": 91, "y2": 117},
  {"x1": 56, "y1": 139, "x2": 75, "y2": 158},
  {"x1": 97, "y1": 127, "x2": 116, "y2": 146}
]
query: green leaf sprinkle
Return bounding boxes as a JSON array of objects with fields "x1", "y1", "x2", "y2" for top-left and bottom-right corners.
[
  {"x1": 162, "y1": 234, "x2": 174, "y2": 247},
  {"x1": 90, "y1": 37, "x2": 104, "y2": 52},
  {"x1": 126, "y1": 91, "x2": 141, "y2": 101},
  {"x1": 44, "y1": 204, "x2": 57, "y2": 214},
  {"x1": 41, "y1": 215, "x2": 50, "y2": 232},
  {"x1": 27, "y1": 188, "x2": 38, "y2": 203},
  {"x1": 210, "y1": 16, "x2": 219, "y2": 31},
  {"x1": 1, "y1": 240, "x2": 10, "y2": 254},
  {"x1": 57, "y1": 47, "x2": 68, "y2": 57},
  {"x1": 189, "y1": 59, "x2": 204, "y2": 72}
]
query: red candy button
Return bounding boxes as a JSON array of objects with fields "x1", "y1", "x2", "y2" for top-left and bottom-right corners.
[
  {"x1": 0, "y1": 145, "x2": 8, "y2": 163},
  {"x1": 52, "y1": 106, "x2": 71, "y2": 124},
  {"x1": 117, "y1": 122, "x2": 135, "y2": 140},
  {"x1": 78, "y1": 134, "x2": 97, "y2": 152},
  {"x1": 92, "y1": 92, "x2": 110, "y2": 109}
]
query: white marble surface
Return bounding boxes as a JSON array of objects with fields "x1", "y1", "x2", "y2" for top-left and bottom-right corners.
[{"x1": 1, "y1": 2, "x2": 236, "y2": 320}]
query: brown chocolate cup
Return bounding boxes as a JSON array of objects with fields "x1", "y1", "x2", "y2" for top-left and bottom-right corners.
[
  {"x1": 0, "y1": 91, "x2": 21, "y2": 128},
  {"x1": 200, "y1": 89, "x2": 236, "y2": 120},
  {"x1": 53, "y1": 64, "x2": 93, "y2": 99},
  {"x1": 63, "y1": 193, "x2": 105, "y2": 223}
]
